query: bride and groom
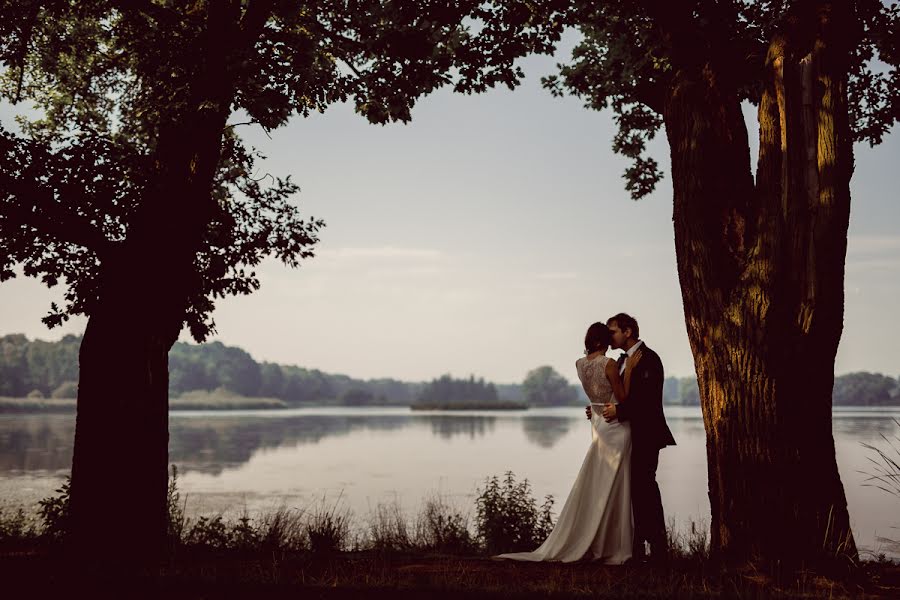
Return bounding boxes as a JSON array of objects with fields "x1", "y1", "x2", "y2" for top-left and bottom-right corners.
[{"x1": 498, "y1": 313, "x2": 676, "y2": 565}]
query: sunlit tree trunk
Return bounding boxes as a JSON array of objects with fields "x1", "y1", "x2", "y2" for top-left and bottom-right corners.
[{"x1": 664, "y1": 0, "x2": 857, "y2": 566}]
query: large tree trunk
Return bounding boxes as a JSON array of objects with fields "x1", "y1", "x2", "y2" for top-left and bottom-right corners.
[
  {"x1": 70, "y1": 281, "x2": 174, "y2": 560},
  {"x1": 68, "y1": 4, "x2": 243, "y2": 563},
  {"x1": 664, "y1": 1, "x2": 857, "y2": 567}
]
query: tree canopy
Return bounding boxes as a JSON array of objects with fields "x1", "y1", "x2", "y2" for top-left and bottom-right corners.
[
  {"x1": 544, "y1": 0, "x2": 898, "y2": 200},
  {"x1": 0, "y1": 0, "x2": 565, "y2": 340},
  {"x1": 522, "y1": 365, "x2": 578, "y2": 406}
]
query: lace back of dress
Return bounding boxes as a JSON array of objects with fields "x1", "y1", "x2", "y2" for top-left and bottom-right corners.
[{"x1": 577, "y1": 356, "x2": 614, "y2": 404}]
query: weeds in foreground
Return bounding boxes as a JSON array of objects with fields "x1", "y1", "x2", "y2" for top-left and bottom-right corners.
[
  {"x1": 36, "y1": 478, "x2": 71, "y2": 543},
  {"x1": 861, "y1": 418, "x2": 900, "y2": 500},
  {"x1": 475, "y1": 471, "x2": 554, "y2": 555},
  {"x1": 416, "y1": 493, "x2": 476, "y2": 554},
  {"x1": 305, "y1": 494, "x2": 352, "y2": 555},
  {"x1": 365, "y1": 493, "x2": 475, "y2": 554},
  {"x1": 0, "y1": 506, "x2": 40, "y2": 546},
  {"x1": 666, "y1": 516, "x2": 710, "y2": 561}
]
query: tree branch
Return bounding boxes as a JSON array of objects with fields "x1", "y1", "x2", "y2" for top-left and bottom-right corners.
[
  {"x1": 113, "y1": 0, "x2": 180, "y2": 27},
  {"x1": 632, "y1": 78, "x2": 666, "y2": 114},
  {"x1": 1, "y1": 187, "x2": 111, "y2": 255},
  {"x1": 240, "y1": 0, "x2": 275, "y2": 41}
]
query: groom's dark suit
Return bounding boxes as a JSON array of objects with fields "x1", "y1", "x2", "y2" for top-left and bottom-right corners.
[{"x1": 615, "y1": 342, "x2": 675, "y2": 558}]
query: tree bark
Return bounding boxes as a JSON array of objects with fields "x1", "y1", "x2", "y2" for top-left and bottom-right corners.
[{"x1": 663, "y1": 1, "x2": 857, "y2": 567}]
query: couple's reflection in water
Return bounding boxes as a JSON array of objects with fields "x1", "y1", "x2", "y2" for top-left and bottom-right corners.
[{"x1": 0, "y1": 411, "x2": 576, "y2": 474}]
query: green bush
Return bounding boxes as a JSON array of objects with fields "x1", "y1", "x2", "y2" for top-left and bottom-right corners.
[{"x1": 475, "y1": 471, "x2": 554, "y2": 555}]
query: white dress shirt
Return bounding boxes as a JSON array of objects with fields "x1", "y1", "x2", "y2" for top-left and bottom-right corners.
[{"x1": 619, "y1": 340, "x2": 644, "y2": 375}]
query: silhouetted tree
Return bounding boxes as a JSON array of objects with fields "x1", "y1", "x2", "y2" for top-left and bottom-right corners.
[
  {"x1": 416, "y1": 374, "x2": 500, "y2": 405},
  {"x1": 522, "y1": 365, "x2": 577, "y2": 406},
  {"x1": 0, "y1": 0, "x2": 563, "y2": 560},
  {"x1": 546, "y1": 0, "x2": 898, "y2": 565},
  {"x1": 833, "y1": 372, "x2": 898, "y2": 406}
]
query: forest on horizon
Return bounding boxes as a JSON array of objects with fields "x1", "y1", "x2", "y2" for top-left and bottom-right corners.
[{"x1": 1, "y1": 333, "x2": 898, "y2": 407}]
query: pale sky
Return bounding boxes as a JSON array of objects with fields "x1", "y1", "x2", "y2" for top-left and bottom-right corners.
[{"x1": 2, "y1": 42, "x2": 899, "y2": 384}]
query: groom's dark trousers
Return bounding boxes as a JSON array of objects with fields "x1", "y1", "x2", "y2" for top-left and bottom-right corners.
[
  {"x1": 631, "y1": 445, "x2": 666, "y2": 555},
  {"x1": 615, "y1": 343, "x2": 675, "y2": 558}
]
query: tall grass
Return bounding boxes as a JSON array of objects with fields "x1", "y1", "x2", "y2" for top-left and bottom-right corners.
[
  {"x1": 364, "y1": 493, "x2": 475, "y2": 554},
  {"x1": 861, "y1": 418, "x2": 900, "y2": 499}
]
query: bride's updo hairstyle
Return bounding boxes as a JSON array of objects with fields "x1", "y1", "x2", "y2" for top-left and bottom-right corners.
[{"x1": 584, "y1": 322, "x2": 611, "y2": 355}]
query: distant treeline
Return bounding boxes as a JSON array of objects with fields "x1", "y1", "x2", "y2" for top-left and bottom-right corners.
[{"x1": 1, "y1": 334, "x2": 898, "y2": 406}]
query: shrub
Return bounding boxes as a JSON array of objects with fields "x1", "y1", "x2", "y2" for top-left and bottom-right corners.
[
  {"x1": 38, "y1": 478, "x2": 71, "y2": 543},
  {"x1": 475, "y1": 471, "x2": 554, "y2": 555},
  {"x1": 167, "y1": 465, "x2": 187, "y2": 545},
  {"x1": 184, "y1": 515, "x2": 233, "y2": 548},
  {"x1": 0, "y1": 507, "x2": 40, "y2": 544}
]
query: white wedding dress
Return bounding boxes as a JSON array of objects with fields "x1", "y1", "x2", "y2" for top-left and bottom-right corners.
[{"x1": 497, "y1": 354, "x2": 633, "y2": 564}]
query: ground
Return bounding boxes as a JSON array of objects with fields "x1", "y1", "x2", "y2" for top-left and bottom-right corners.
[{"x1": 2, "y1": 549, "x2": 899, "y2": 599}]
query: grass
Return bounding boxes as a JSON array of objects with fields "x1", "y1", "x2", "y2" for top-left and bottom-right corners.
[{"x1": 1, "y1": 470, "x2": 898, "y2": 598}]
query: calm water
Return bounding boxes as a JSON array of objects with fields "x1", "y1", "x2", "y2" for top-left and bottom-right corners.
[{"x1": 1, "y1": 406, "x2": 898, "y2": 557}]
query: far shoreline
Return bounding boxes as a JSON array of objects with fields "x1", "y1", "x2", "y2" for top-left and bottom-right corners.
[{"x1": 3, "y1": 396, "x2": 900, "y2": 414}]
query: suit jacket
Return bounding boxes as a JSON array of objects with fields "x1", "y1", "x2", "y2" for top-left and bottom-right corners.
[{"x1": 615, "y1": 342, "x2": 676, "y2": 451}]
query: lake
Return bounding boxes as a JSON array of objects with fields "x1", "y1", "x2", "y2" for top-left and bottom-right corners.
[{"x1": 1, "y1": 406, "x2": 898, "y2": 558}]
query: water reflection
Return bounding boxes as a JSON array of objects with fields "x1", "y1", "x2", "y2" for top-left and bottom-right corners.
[
  {"x1": 0, "y1": 412, "x2": 504, "y2": 474},
  {"x1": 426, "y1": 416, "x2": 495, "y2": 440},
  {"x1": 521, "y1": 417, "x2": 572, "y2": 448},
  {"x1": 0, "y1": 416, "x2": 74, "y2": 472},
  {"x1": 1, "y1": 409, "x2": 897, "y2": 476}
]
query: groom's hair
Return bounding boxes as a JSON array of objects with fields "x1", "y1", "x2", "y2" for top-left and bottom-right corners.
[
  {"x1": 585, "y1": 322, "x2": 611, "y2": 353},
  {"x1": 607, "y1": 313, "x2": 639, "y2": 339}
]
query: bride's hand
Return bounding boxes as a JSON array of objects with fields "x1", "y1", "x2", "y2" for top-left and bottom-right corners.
[{"x1": 625, "y1": 350, "x2": 643, "y2": 371}]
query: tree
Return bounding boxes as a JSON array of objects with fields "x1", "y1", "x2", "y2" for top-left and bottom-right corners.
[
  {"x1": 832, "y1": 372, "x2": 898, "y2": 406},
  {"x1": 547, "y1": 0, "x2": 898, "y2": 565},
  {"x1": 522, "y1": 365, "x2": 577, "y2": 406},
  {"x1": 678, "y1": 377, "x2": 700, "y2": 407},
  {"x1": 416, "y1": 373, "x2": 501, "y2": 405},
  {"x1": 0, "y1": 1, "x2": 563, "y2": 560}
]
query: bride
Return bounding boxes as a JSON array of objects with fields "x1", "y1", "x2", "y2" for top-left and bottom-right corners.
[{"x1": 497, "y1": 322, "x2": 640, "y2": 564}]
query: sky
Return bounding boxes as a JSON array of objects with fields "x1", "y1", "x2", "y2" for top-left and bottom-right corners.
[{"x1": 2, "y1": 40, "x2": 899, "y2": 385}]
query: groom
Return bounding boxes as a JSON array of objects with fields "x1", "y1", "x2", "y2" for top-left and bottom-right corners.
[{"x1": 592, "y1": 313, "x2": 676, "y2": 563}]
